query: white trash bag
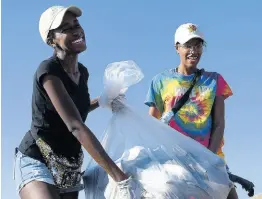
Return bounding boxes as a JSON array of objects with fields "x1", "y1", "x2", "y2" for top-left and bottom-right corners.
[{"x1": 83, "y1": 60, "x2": 233, "y2": 199}]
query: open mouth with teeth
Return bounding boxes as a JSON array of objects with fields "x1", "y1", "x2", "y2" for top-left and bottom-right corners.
[
  {"x1": 187, "y1": 55, "x2": 199, "y2": 61},
  {"x1": 70, "y1": 34, "x2": 86, "y2": 52},
  {"x1": 72, "y1": 37, "x2": 85, "y2": 44}
]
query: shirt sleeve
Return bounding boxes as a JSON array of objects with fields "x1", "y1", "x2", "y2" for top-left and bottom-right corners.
[
  {"x1": 216, "y1": 74, "x2": 233, "y2": 99},
  {"x1": 36, "y1": 58, "x2": 61, "y2": 86},
  {"x1": 144, "y1": 78, "x2": 164, "y2": 114}
]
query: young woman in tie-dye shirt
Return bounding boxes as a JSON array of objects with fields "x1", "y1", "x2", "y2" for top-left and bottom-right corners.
[{"x1": 145, "y1": 23, "x2": 238, "y2": 199}]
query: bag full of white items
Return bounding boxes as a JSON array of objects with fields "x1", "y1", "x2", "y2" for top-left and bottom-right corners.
[{"x1": 83, "y1": 60, "x2": 233, "y2": 199}]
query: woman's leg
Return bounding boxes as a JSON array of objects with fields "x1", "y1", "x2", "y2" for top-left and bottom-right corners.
[
  {"x1": 225, "y1": 165, "x2": 239, "y2": 199},
  {"x1": 14, "y1": 150, "x2": 58, "y2": 199},
  {"x1": 227, "y1": 188, "x2": 238, "y2": 199},
  {"x1": 14, "y1": 149, "x2": 82, "y2": 199},
  {"x1": 20, "y1": 181, "x2": 59, "y2": 199},
  {"x1": 60, "y1": 191, "x2": 78, "y2": 199}
]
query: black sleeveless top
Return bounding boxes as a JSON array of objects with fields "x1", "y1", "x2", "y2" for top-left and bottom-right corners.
[{"x1": 18, "y1": 56, "x2": 91, "y2": 161}]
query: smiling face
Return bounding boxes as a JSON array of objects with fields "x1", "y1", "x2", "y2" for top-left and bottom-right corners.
[
  {"x1": 176, "y1": 38, "x2": 204, "y2": 69},
  {"x1": 50, "y1": 11, "x2": 86, "y2": 54}
]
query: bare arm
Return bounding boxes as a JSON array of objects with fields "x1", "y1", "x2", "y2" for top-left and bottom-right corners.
[
  {"x1": 43, "y1": 75, "x2": 127, "y2": 182},
  {"x1": 89, "y1": 97, "x2": 99, "y2": 113},
  {"x1": 208, "y1": 96, "x2": 225, "y2": 153},
  {"x1": 149, "y1": 106, "x2": 162, "y2": 119}
]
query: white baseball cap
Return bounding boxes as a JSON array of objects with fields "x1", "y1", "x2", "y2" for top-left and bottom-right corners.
[
  {"x1": 39, "y1": 5, "x2": 82, "y2": 44},
  {"x1": 174, "y1": 23, "x2": 204, "y2": 45}
]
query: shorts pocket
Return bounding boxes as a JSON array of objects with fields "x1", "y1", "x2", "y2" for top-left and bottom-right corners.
[{"x1": 20, "y1": 155, "x2": 39, "y2": 169}]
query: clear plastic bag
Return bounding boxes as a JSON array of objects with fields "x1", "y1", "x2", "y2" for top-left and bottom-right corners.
[{"x1": 83, "y1": 60, "x2": 233, "y2": 199}]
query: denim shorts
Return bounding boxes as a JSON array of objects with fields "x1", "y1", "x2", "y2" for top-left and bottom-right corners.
[{"x1": 13, "y1": 148, "x2": 84, "y2": 195}]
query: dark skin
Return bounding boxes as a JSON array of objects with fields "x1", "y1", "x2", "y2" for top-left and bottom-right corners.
[
  {"x1": 89, "y1": 97, "x2": 99, "y2": 113},
  {"x1": 209, "y1": 95, "x2": 225, "y2": 153},
  {"x1": 149, "y1": 38, "x2": 238, "y2": 199},
  {"x1": 175, "y1": 38, "x2": 203, "y2": 75},
  {"x1": 20, "y1": 12, "x2": 127, "y2": 199}
]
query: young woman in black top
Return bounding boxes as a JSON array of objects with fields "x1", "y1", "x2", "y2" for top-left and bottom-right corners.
[{"x1": 14, "y1": 5, "x2": 140, "y2": 199}]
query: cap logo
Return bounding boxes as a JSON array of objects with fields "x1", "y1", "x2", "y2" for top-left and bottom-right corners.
[{"x1": 188, "y1": 24, "x2": 197, "y2": 33}]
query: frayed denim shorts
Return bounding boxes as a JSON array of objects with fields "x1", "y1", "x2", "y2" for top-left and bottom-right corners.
[{"x1": 13, "y1": 148, "x2": 84, "y2": 195}]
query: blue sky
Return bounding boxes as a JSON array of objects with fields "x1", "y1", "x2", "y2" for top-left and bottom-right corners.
[{"x1": 2, "y1": 1, "x2": 262, "y2": 198}]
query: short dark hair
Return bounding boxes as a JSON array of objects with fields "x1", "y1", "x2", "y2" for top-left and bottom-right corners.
[
  {"x1": 46, "y1": 30, "x2": 58, "y2": 55},
  {"x1": 46, "y1": 30, "x2": 54, "y2": 46}
]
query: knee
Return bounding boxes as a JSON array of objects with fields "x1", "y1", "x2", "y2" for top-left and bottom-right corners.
[{"x1": 227, "y1": 188, "x2": 238, "y2": 199}]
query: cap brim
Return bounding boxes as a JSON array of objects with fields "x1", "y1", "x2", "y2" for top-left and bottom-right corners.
[
  {"x1": 180, "y1": 34, "x2": 204, "y2": 45},
  {"x1": 50, "y1": 6, "x2": 82, "y2": 30}
]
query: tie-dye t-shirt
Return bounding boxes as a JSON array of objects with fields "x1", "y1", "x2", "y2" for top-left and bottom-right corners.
[{"x1": 145, "y1": 69, "x2": 233, "y2": 158}]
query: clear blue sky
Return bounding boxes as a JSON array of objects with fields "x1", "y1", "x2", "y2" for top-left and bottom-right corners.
[{"x1": 2, "y1": 1, "x2": 261, "y2": 198}]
